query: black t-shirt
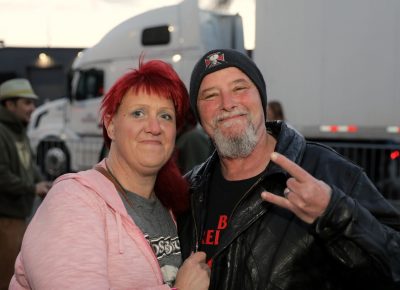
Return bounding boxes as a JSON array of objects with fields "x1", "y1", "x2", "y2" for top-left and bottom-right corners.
[{"x1": 199, "y1": 164, "x2": 262, "y2": 265}]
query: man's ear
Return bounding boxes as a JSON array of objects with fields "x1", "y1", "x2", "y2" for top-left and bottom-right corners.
[
  {"x1": 104, "y1": 114, "x2": 115, "y2": 140},
  {"x1": 4, "y1": 99, "x2": 16, "y2": 112}
]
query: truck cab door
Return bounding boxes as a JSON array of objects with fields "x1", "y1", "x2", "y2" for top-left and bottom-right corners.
[{"x1": 68, "y1": 69, "x2": 104, "y2": 137}]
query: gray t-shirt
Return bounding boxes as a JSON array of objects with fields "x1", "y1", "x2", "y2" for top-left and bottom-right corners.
[{"x1": 119, "y1": 189, "x2": 182, "y2": 286}]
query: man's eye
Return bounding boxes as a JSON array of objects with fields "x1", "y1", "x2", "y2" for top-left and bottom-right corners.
[
  {"x1": 132, "y1": 110, "x2": 144, "y2": 118},
  {"x1": 204, "y1": 93, "x2": 217, "y2": 99},
  {"x1": 234, "y1": 86, "x2": 246, "y2": 92}
]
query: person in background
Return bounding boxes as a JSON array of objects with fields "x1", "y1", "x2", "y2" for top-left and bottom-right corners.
[
  {"x1": 266, "y1": 100, "x2": 285, "y2": 121},
  {"x1": 10, "y1": 60, "x2": 210, "y2": 290},
  {"x1": 178, "y1": 49, "x2": 400, "y2": 289},
  {"x1": 0, "y1": 78, "x2": 51, "y2": 290},
  {"x1": 175, "y1": 108, "x2": 212, "y2": 174}
]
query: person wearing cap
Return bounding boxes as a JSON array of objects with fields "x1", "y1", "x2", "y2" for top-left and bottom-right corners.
[
  {"x1": 178, "y1": 49, "x2": 400, "y2": 289},
  {"x1": 0, "y1": 78, "x2": 51, "y2": 290}
]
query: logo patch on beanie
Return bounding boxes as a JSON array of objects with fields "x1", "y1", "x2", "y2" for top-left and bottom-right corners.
[{"x1": 204, "y1": 52, "x2": 225, "y2": 69}]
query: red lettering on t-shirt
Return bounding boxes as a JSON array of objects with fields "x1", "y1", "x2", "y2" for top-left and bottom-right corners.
[
  {"x1": 207, "y1": 258, "x2": 213, "y2": 268},
  {"x1": 201, "y1": 214, "x2": 229, "y2": 246},
  {"x1": 217, "y1": 215, "x2": 228, "y2": 229},
  {"x1": 214, "y1": 229, "x2": 220, "y2": 245},
  {"x1": 203, "y1": 229, "x2": 215, "y2": 245}
]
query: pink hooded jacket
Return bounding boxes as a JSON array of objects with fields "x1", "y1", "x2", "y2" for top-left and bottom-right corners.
[{"x1": 10, "y1": 161, "x2": 172, "y2": 290}]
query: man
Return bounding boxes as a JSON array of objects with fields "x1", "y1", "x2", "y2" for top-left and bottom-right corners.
[
  {"x1": 178, "y1": 49, "x2": 400, "y2": 289},
  {"x1": 0, "y1": 78, "x2": 51, "y2": 290}
]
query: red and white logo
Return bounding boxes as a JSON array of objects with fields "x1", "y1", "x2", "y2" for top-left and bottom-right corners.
[{"x1": 204, "y1": 52, "x2": 225, "y2": 69}]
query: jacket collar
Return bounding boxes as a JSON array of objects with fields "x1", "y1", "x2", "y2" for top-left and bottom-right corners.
[{"x1": 266, "y1": 121, "x2": 306, "y2": 175}]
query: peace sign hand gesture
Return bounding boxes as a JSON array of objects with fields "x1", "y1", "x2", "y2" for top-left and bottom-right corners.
[{"x1": 261, "y1": 152, "x2": 332, "y2": 224}]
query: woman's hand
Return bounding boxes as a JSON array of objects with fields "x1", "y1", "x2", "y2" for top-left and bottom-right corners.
[{"x1": 174, "y1": 251, "x2": 210, "y2": 290}]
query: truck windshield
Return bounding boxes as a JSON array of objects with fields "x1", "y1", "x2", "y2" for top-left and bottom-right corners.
[{"x1": 72, "y1": 69, "x2": 104, "y2": 101}]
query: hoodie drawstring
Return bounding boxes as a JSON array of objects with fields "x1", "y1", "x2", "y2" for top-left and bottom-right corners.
[{"x1": 116, "y1": 213, "x2": 124, "y2": 254}]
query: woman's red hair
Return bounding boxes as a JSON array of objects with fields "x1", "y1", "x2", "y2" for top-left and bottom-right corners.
[{"x1": 100, "y1": 57, "x2": 190, "y2": 215}]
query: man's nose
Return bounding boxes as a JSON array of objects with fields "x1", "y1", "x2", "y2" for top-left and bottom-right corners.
[
  {"x1": 27, "y1": 103, "x2": 36, "y2": 113},
  {"x1": 220, "y1": 90, "x2": 236, "y2": 111}
]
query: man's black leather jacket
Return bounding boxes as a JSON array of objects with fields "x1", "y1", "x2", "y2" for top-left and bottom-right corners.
[{"x1": 178, "y1": 122, "x2": 400, "y2": 290}]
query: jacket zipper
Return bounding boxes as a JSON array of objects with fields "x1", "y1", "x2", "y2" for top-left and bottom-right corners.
[
  {"x1": 191, "y1": 195, "x2": 199, "y2": 252},
  {"x1": 229, "y1": 174, "x2": 265, "y2": 223},
  {"x1": 211, "y1": 174, "x2": 266, "y2": 260}
]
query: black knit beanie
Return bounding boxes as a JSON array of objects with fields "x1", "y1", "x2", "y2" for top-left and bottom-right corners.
[{"x1": 189, "y1": 48, "x2": 267, "y2": 121}]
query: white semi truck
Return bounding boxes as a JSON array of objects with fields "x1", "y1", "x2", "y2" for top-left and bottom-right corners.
[
  {"x1": 28, "y1": 0, "x2": 399, "y2": 197},
  {"x1": 28, "y1": 0, "x2": 245, "y2": 178}
]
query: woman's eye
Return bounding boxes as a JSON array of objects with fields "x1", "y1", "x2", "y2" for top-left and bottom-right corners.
[
  {"x1": 161, "y1": 113, "x2": 174, "y2": 121},
  {"x1": 132, "y1": 110, "x2": 144, "y2": 118}
]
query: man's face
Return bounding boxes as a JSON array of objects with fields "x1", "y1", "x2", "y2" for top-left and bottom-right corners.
[
  {"x1": 197, "y1": 67, "x2": 265, "y2": 158},
  {"x1": 6, "y1": 98, "x2": 36, "y2": 125}
]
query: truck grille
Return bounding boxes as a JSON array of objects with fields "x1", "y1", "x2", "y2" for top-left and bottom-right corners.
[{"x1": 319, "y1": 141, "x2": 400, "y2": 202}]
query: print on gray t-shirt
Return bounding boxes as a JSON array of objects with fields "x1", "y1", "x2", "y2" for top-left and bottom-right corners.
[{"x1": 119, "y1": 190, "x2": 182, "y2": 286}]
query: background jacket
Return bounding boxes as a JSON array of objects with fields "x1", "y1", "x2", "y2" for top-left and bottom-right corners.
[
  {"x1": 10, "y1": 160, "x2": 172, "y2": 290},
  {"x1": 0, "y1": 106, "x2": 42, "y2": 219},
  {"x1": 178, "y1": 121, "x2": 400, "y2": 290}
]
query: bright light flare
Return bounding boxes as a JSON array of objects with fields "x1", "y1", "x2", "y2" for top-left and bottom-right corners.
[{"x1": 390, "y1": 150, "x2": 400, "y2": 160}]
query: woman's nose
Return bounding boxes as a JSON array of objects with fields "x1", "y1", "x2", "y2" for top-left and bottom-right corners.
[{"x1": 145, "y1": 116, "x2": 162, "y2": 135}]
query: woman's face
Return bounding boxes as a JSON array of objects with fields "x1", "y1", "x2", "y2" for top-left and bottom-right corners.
[{"x1": 106, "y1": 89, "x2": 176, "y2": 175}]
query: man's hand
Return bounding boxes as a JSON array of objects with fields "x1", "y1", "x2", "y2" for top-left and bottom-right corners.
[
  {"x1": 35, "y1": 181, "x2": 52, "y2": 198},
  {"x1": 261, "y1": 152, "x2": 332, "y2": 224}
]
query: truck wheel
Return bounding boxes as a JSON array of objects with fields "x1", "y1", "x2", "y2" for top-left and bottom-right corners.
[{"x1": 37, "y1": 140, "x2": 70, "y2": 180}]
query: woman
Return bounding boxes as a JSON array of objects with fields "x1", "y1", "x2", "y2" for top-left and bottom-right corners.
[{"x1": 10, "y1": 59, "x2": 210, "y2": 289}]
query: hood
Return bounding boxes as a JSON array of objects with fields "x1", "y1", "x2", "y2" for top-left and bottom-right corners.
[
  {"x1": 53, "y1": 159, "x2": 128, "y2": 217},
  {"x1": 0, "y1": 105, "x2": 25, "y2": 134}
]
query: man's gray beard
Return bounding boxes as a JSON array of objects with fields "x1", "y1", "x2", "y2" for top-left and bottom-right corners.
[{"x1": 213, "y1": 122, "x2": 258, "y2": 158}]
